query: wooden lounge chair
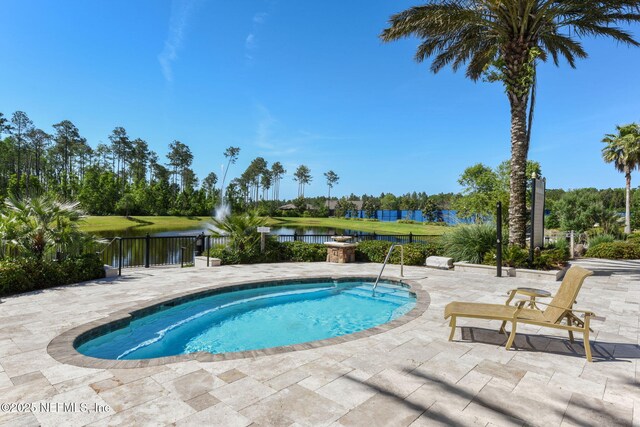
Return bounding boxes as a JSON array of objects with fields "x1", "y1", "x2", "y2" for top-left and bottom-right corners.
[{"x1": 444, "y1": 266, "x2": 596, "y2": 361}]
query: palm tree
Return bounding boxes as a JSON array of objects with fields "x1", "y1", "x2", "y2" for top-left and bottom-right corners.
[
  {"x1": 602, "y1": 123, "x2": 640, "y2": 234},
  {"x1": 381, "y1": 1, "x2": 640, "y2": 246},
  {"x1": 209, "y1": 210, "x2": 265, "y2": 252},
  {"x1": 2, "y1": 194, "x2": 89, "y2": 258}
]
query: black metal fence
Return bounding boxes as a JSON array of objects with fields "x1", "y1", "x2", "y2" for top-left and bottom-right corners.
[{"x1": 95, "y1": 232, "x2": 436, "y2": 272}]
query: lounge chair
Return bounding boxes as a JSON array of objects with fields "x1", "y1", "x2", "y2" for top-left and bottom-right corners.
[{"x1": 444, "y1": 266, "x2": 596, "y2": 361}]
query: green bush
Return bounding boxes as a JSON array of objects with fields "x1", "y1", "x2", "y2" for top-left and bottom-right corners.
[
  {"x1": 483, "y1": 245, "x2": 529, "y2": 268},
  {"x1": 208, "y1": 239, "x2": 325, "y2": 264},
  {"x1": 586, "y1": 241, "x2": 640, "y2": 259},
  {"x1": 626, "y1": 233, "x2": 640, "y2": 242},
  {"x1": 441, "y1": 224, "x2": 499, "y2": 264},
  {"x1": 355, "y1": 240, "x2": 442, "y2": 266},
  {"x1": 532, "y1": 248, "x2": 569, "y2": 270},
  {"x1": 0, "y1": 254, "x2": 106, "y2": 297},
  {"x1": 588, "y1": 233, "x2": 616, "y2": 248},
  {"x1": 282, "y1": 241, "x2": 326, "y2": 262},
  {"x1": 483, "y1": 246, "x2": 568, "y2": 270}
]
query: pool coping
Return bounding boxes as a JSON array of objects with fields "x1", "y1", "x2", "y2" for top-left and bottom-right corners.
[{"x1": 47, "y1": 274, "x2": 430, "y2": 369}]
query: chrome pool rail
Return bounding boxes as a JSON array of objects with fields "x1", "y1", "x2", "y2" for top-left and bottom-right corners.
[{"x1": 373, "y1": 244, "x2": 404, "y2": 290}]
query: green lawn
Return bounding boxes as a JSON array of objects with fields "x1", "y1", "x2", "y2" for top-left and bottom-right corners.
[
  {"x1": 81, "y1": 215, "x2": 451, "y2": 236},
  {"x1": 265, "y1": 217, "x2": 449, "y2": 235},
  {"x1": 80, "y1": 216, "x2": 211, "y2": 234}
]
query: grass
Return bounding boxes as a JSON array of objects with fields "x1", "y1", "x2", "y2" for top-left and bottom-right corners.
[
  {"x1": 80, "y1": 216, "x2": 211, "y2": 234},
  {"x1": 81, "y1": 215, "x2": 451, "y2": 236},
  {"x1": 264, "y1": 217, "x2": 448, "y2": 235}
]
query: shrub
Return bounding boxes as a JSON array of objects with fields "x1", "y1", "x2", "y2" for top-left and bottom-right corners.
[
  {"x1": 588, "y1": 233, "x2": 616, "y2": 248},
  {"x1": 552, "y1": 238, "x2": 569, "y2": 254},
  {"x1": 532, "y1": 248, "x2": 569, "y2": 270},
  {"x1": 282, "y1": 241, "x2": 326, "y2": 262},
  {"x1": 483, "y1": 245, "x2": 529, "y2": 268},
  {"x1": 626, "y1": 233, "x2": 640, "y2": 242},
  {"x1": 586, "y1": 241, "x2": 640, "y2": 259},
  {"x1": 483, "y1": 245, "x2": 568, "y2": 270},
  {"x1": 355, "y1": 240, "x2": 442, "y2": 266},
  {"x1": 0, "y1": 254, "x2": 105, "y2": 297},
  {"x1": 441, "y1": 224, "x2": 499, "y2": 264},
  {"x1": 208, "y1": 239, "x2": 325, "y2": 264}
]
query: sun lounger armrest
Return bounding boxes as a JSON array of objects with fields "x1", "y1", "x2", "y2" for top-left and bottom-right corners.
[{"x1": 533, "y1": 301, "x2": 595, "y2": 316}]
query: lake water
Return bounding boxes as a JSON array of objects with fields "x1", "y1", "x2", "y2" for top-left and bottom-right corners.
[{"x1": 100, "y1": 225, "x2": 362, "y2": 238}]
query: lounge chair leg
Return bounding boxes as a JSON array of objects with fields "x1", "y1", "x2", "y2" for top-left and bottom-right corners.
[
  {"x1": 505, "y1": 321, "x2": 517, "y2": 350},
  {"x1": 448, "y1": 317, "x2": 456, "y2": 341},
  {"x1": 499, "y1": 321, "x2": 507, "y2": 335},
  {"x1": 584, "y1": 316, "x2": 592, "y2": 362},
  {"x1": 567, "y1": 317, "x2": 575, "y2": 343}
]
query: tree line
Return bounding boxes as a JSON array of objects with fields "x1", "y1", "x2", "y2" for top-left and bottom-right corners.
[{"x1": 0, "y1": 110, "x2": 343, "y2": 216}]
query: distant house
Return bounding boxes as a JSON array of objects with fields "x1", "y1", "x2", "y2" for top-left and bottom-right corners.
[
  {"x1": 327, "y1": 200, "x2": 364, "y2": 216},
  {"x1": 279, "y1": 203, "x2": 316, "y2": 211},
  {"x1": 278, "y1": 203, "x2": 298, "y2": 211}
]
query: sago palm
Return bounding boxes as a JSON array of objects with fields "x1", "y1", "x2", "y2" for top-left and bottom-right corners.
[
  {"x1": 602, "y1": 123, "x2": 640, "y2": 234},
  {"x1": 209, "y1": 211, "x2": 265, "y2": 252},
  {"x1": 381, "y1": 0, "x2": 640, "y2": 246},
  {"x1": 3, "y1": 195, "x2": 86, "y2": 258}
]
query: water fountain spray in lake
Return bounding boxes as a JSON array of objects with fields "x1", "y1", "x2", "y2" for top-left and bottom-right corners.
[{"x1": 209, "y1": 163, "x2": 231, "y2": 234}]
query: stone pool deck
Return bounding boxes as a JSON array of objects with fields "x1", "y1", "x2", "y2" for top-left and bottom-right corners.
[{"x1": 0, "y1": 261, "x2": 638, "y2": 426}]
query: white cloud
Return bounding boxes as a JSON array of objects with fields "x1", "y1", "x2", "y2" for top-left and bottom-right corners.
[
  {"x1": 245, "y1": 33, "x2": 256, "y2": 50},
  {"x1": 158, "y1": 0, "x2": 197, "y2": 82},
  {"x1": 253, "y1": 12, "x2": 268, "y2": 24},
  {"x1": 244, "y1": 11, "x2": 268, "y2": 62}
]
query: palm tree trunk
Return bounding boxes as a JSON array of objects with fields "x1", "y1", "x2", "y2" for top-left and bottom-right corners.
[
  {"x1": 508, "y1": 96, "x2": 529, "y2": 247},
  {"x1": 625, "y1": 169, "x2": 631, "y2": 234}
]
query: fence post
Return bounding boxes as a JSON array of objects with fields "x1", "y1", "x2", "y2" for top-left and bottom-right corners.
[
  {"x1": 118, "y1": 237, "x2": 123, "y2": 276},
  {"x1": 373, "y1": 232, "x2": 377, "y2": 241},
  {"x1": 145, "y1": 234, "x2": 150, "y2": 268},
  {"x1": 409, "y1": 232, "x2": 413, "y2": 244},
  {"x1": 294, "y1": 231, "x2": 298, "y2": 242},
  {"x1": 569, "y1": 231, "x2": 575, "y2": 260},
  {"x1": 181, "y1": 246, "x2": 185, "y2": 268},
  {"x1": 206, "y1": 235, "x2": 210, "y2": 267}
]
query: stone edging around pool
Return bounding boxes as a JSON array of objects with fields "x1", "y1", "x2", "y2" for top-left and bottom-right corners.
[{"x1": 47, "y1": 275, "x2": 430, "y2": 369}]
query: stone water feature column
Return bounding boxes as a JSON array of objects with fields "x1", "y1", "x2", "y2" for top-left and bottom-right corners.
[{"x1": 324, "y1": 236, "x2": 357, "y2": 263}]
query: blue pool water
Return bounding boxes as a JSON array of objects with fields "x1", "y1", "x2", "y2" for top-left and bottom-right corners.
[{"x1": 76, "y1": 280, "x2": 416, "y2": 360}]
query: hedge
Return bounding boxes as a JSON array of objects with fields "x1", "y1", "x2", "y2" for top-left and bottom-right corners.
[
  {"x1": 209, "y1": 239, "x2": 442, "y2": 266},
  {"x1": 355, "y1": 240, "x2": 442, "y2": 266},
  {"x1": 0, "y1": 253, "x2": 105, "y2": 297},
  {"x1": 585, "y1": 241, "x2": 640, "y2": 260}
]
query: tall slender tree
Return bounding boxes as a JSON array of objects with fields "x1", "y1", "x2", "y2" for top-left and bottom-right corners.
[
  {"x1": 9, "y1": 111, "x2": 34, "y2": 192},
  {"x1": 27, "y1": 129, "x2": 51, "y2": 181},
  {"x1": 270, "y1": 161, "x2": 286, "y2": 201},
  {"x1": 324, "y1": 170, "x2": 339, "y2": 208},
  {"x1": 0, "y1": 113, "x2": 11, "y2": 138},
  {"x1": 294, "y1": 165, "x2": 312, "y2": 198},
  {"x1": 108, "y1": 127, "x2": 131, "y2": 195},
  {"x1": 602, "y1": 123, "x2": 640, "y2": 234},
  {"x1": 381, "y1": 0, "x2": 640, "y2": 246},
  {"x1": 220, "y1": 146, "x2": 240, "y2": 198}
]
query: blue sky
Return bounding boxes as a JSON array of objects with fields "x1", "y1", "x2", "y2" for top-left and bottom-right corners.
[{"x1": 2, "y1": 0, "x2": 640, "y2": 200}]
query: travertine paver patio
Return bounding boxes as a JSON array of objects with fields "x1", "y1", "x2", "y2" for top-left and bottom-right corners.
[{"x1": 0, "y1": 260, "x2": 638, "y2": 426}]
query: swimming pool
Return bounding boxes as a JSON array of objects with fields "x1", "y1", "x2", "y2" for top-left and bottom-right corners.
[{"x1": 75, "y1": 278, "x2": 417, "y2": 360}]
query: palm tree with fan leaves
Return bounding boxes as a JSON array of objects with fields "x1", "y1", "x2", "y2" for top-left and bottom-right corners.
[
  {"x1": 602, "y1": 123, "x2": 640, "y2": 234},
  {"x1": 381, "y1": 0, "x2": 640, "y2": 246}
]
